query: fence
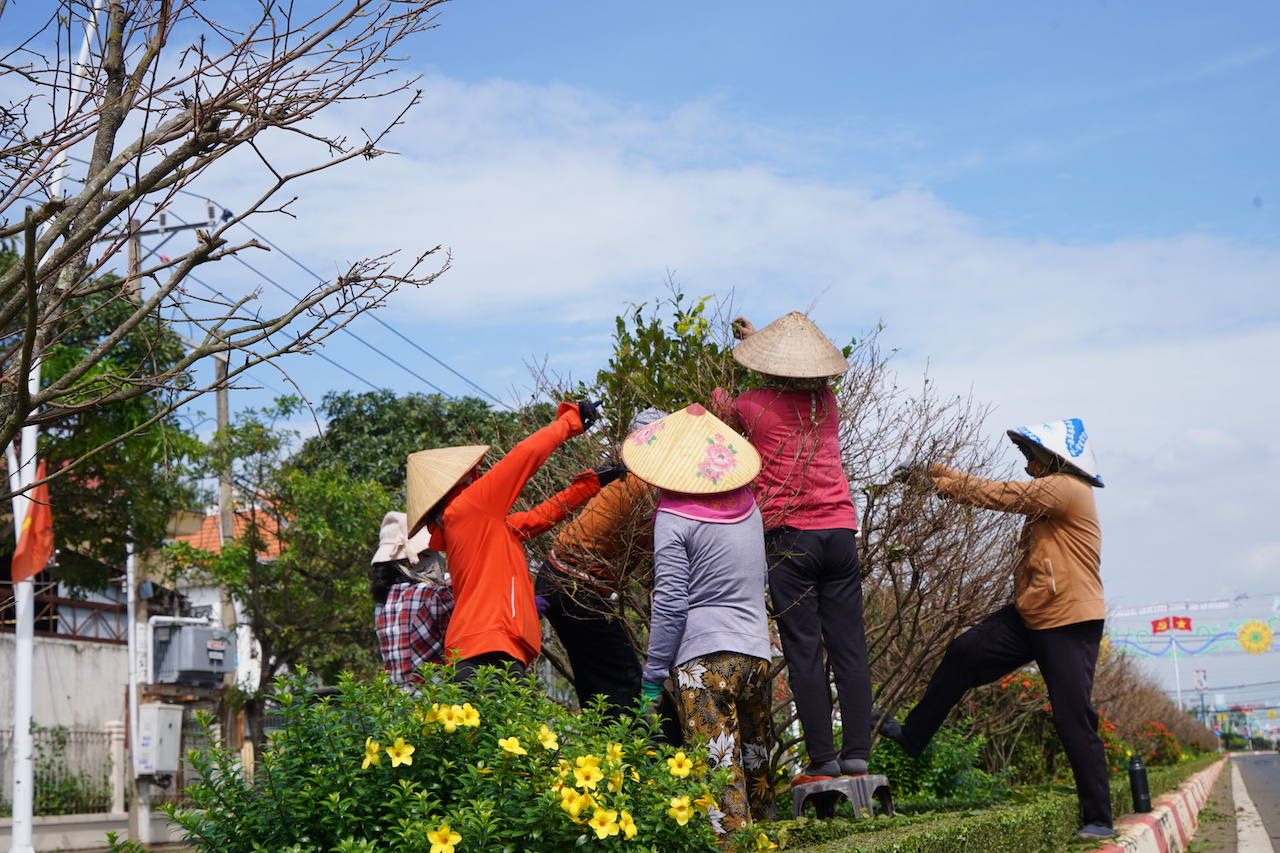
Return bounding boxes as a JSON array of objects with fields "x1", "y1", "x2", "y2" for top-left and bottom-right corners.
[{"x1": 0, "y1": 727, "x2": 113, "y2": 816}]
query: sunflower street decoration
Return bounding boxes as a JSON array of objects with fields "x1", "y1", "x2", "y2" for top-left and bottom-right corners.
[
  {"x1": 1110, "y1": 615, "x2": 1279, "y2": 658},
  {"x1": 1237, "y1": 620, "x2": 1274, "y2": 655}
]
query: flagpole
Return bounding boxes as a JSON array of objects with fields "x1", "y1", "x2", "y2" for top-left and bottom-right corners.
[
  {"x1": 8, "y1": 5, "x2": 106, "y2": 850},
  {"x1": 1171, "y1": 636, "x2": 1183, "y2": 711}
]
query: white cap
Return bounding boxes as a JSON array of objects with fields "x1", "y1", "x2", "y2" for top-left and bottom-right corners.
[{"x1": 1007, "y1": 419, "x2": 1104, "y2": 487}]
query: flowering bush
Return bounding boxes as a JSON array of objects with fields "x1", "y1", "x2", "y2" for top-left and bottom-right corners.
[
  {"x1": 110, "y1": 666, "x2": 780, "y2": 853},
  {"x1": 1097, "y1": 713, "x2": 1129, "y2": 773},
  {"x1": 1135, "y1": 720, "x2": 1182, "y2": 766}
]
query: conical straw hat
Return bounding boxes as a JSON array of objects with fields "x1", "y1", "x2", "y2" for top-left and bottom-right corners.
[
  {"x1": 621, "y1": 404, "x2": 760, "y2": 494},
  {"x1": 1006, "y1": 419, "x2": 1104, "y2": 488},
  {"x1": 733, "y1": 312, "x2": 850, "y2": 378},
  {"x1": 406, "y1": 445, "x2": 490, "y2": 532}
]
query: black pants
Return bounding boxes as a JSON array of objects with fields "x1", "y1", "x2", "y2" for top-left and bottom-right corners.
[
  {"x1": 535, "y1": 561, "x2": 643, "y2": 717},
  {"x1": 768, "y1": 527, "x2": 872, "y2": 764},
  {"x1": 900, "y1": 604, "x2": 1112, "y2": 828},
  {"x1": 454, "y1": 651, "x2": 526, "y2": 682}
]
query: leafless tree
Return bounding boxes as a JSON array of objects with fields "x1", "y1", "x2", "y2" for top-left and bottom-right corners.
[{"x1": 0, "y1": 0, "x2": 451, "y2": 497}]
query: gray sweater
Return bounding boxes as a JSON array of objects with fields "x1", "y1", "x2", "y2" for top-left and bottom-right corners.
[{"x1": 642, "y1": 506, "x2": 771, "y2": 685}]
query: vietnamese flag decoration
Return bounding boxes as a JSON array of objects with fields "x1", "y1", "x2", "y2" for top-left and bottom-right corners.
[
  {"x1": 1151, "y1": 618, "x2": 1170, "y2": 634},
  {"x1": 1172, "y1": 616, "x2": 1192, "y2": 631},
  {"x1": 12, "y1": 460, "x2": 54, "y2": 584}
]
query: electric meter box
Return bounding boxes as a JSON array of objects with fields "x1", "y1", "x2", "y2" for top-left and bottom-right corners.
[
  {"x1": 153, "y1": 624, "x2": 236, "y2": 686},
  {"x1": 135, "y1": 702, "x2": 183, "y2": 776}
]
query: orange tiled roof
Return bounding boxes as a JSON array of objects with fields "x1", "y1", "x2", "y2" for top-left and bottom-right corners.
[{"x1": 174, "y1": 510, "x2": 283, "y2": 559}]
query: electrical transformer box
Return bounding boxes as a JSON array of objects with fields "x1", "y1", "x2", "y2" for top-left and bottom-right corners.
[
  {"x1": 135, "y1": 702, "x2": 184, "y2": 776},
  {"x1": 153, "y1": 624, "x2": 236, "y2": 686}
]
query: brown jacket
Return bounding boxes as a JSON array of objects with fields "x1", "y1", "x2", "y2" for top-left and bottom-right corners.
[
  {"x1": 929, "y1": 464, "x2": 1104, "y2": 629},
  {"x1": 550, "y1": 475, "x2": 656, "y2": 589}
]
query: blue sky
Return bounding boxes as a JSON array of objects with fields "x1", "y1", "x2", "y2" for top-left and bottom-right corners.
[{"x1": 4, "y1": 1, "x2": 1279, "y2": 698}]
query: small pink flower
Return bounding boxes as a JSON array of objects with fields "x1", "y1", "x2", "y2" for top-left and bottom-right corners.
[{"x1": 630, "y1": 422, "x2": 666, "y2": 447}]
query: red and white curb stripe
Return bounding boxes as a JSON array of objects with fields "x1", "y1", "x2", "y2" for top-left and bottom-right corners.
[{"x1": 1094, "y1": 757, "x2": 1226, "y2": 853}]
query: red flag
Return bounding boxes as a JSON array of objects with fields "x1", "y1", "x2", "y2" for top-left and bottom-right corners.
[
  {"x1": 12, "y1": 461, "x2": 54, "y2": 584},
  {"x1": 1172, "y1": 616, "x2": 1192, "y2": 631},
  {"x1": 1151, "y1": 618, "x2": 1170, "y2": 634}
]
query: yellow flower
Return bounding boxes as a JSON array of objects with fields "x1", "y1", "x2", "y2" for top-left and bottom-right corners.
[
  {"x1": 361, "y1": 737, "x2": 381, "y2": 769},
  {"x1": 386, "y1": 737, "x2": 415, "y2": 768},
  {"x1": 538, "y1": 724, "x2": 559, "y2": 751},
  {"x1": 693, "y1": 762, "x2": 708, "y2": 777},
  {"x1": 576, "y1": 754, "x2": 602, "y2": 770},
  {"x1": 439, "y1": 705, "x2": 463, "y2": 733},
  {"x1": 667, "y1": 751, "x2": 693, "y2": 778},
  {"x1": 619, "y1": 809, "x2": 638, "y2": 839},
  {"x1": 459, "y1": 702, "x2": 481, "y2": 728},
  {"x1": 588, "y1": 808, "x2": 620, "y2": 839},
  {"x1": 756, "y1": 832, "x2": 778, "y2": 851},
  {"x1": 424, "y1": 703, "x2": 441, "y2": 723},
  {"x1": 560, "y1": 790, "x2": 596, "y2": 819},
  {"x1": 694, "y1": 793, "x2": 717, "y2": 814},
  {"x1": 607, "y1": 770, "x2": 625, "y2": 793},
  {"x1": 574, "y1": 763, "x2": 604, "y2": 790},
  {"x1": 555, "y1": 758, "x2": 573, "y2": 779},
  {"x1": 605, "y1": 742, "x2": 625, "y2": 762},
  {"x1": 427, "y1": 822, "x2": 461, "y2": 853},
  {"x1": 499, "y1": 736, "x2": 528, "y2": 756},
  {"x1": 668, "y1": 795, "x2": 694, "y2": 825},
  {"x1": 1238, "y1": 620, "x2": 1275, "y2": 655}
]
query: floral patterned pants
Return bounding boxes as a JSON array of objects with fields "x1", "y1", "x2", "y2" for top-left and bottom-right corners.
[{"x1": 672, "y1": 651, "x2": 776, "y2": 834}]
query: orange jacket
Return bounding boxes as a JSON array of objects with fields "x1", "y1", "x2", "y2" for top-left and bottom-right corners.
[
  {"x1": 429, "y1": 403, "x2": 600, "y2": 664},
  {"x1": 550, "y1": 474, "x2": 656, "y2": 588},
  {"x1": 929, "y1": 464, "x2": 1104, "y2": 630}
]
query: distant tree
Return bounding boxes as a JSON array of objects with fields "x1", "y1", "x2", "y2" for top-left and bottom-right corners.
[
  {"x1": 166, "y1": 399, "x2": 393, "y2": 747},
  {"x1": 290, "y1": 390, "x2": 522, "y2": 494}
]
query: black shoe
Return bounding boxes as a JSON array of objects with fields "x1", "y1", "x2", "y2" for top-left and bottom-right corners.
[
  {"x1": 791, "y1": 759, "x2": 841, "y2": 786},
  {"x1": 838, "y1": 757, "x2": 868, "y2": 776},
  {"x1": 1074, "y1": 824, "x2": 1115, "y2": 841},
  {"x1": 870, "y1": 710, "x2": 923, "y2": 759}
]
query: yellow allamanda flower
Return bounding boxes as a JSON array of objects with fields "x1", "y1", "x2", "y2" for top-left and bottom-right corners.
[
  {"x1": 619, "y1": 809, "x2": 638, "y2": 840},
  {"x1": 694, "y1": 794, "x2": 717, "y2": 814},
  {"x1": 574, "y1": 763, "x2": 604, "y2": 790},
  {"x1": 385, "y1": 737, "x2": 415, "y2": 768},
  {"x1": 575, "y1": 754, "x2": 602, "y2": 770},
  {"x1": 560, "y1": 789, "x2": 596, "y2": 819},
  {"x1": 667, "y1": 751, "x2": 694, "y2": 778},
  {"x1": 459, "y1": 702, "x2": 481, "y2": 728},
  {"x1": 607, "y1": 770, "x2": 625, "y2": 793},
  {"x1": 587, "y1": 808, "x2": 620, "y2": 840},
  {"x1": 555, "y1": 758, "x2": 573, "y2": 779},
  {"x1": 361, "y1": 737, "x2": 381, "y2": 769},
  {"x1": 668, "y1": 795, "x2": 694, "y2": 826},
  {"x1": 439, "y1": 705, "x2": 464, "y2": 733},
  {"x1": 756, "y1": 832, "x2": 778, "y2": 851},
  {"x1": 605, "y1": 742, "x2": 625, "y2": 762},
  {"x1": 499, "y1": 736, "x2": 528, "y2": 756},
  {"x1": 427, "y1": 822, "x2": 461, "y2": 853},
  {"x1": 538, "y1": 724, "x2": 559, "y2": 751}
]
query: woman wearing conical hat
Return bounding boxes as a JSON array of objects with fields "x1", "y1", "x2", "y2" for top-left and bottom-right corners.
[
  {"x1": 714, "y1": 311, "x2": 872, "y2": 785},
  {"x1": 405, "y1": 401, "x2": 622, "y2": 681},
  {"x1": 624, "y1": 404, "x2": 776, "y2": 837},
  {"x1": 877, "y1": 420, "x2": 1113, "y2": 842}
]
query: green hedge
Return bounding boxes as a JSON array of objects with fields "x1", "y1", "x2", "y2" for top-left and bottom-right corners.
[{"x1": 775, "y1": 754, "x2": 1221, "y2": 852}]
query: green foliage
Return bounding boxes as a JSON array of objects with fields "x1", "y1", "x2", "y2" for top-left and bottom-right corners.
[
  {"x1": 869, "y1": 725, "x2": 1006, "y2": 803},
  {"x1": 289, "y1": 390, "x2": 521, "y2": 495},
  {"x1": 131, "y1": 667, "x2": 757, "y2": 853},
  {"x1": 24, "y1": 726, "x2": 110, "y2": 816},
  {"x1": 583, "y1": 290, "x2": 751, "y2": 440},
  {"x1": 33, "y1": 286, "x2": 202, "y2": 584},
  {"x1": 1098, "y1": 714, "x2": 1129, "y2": 774}
]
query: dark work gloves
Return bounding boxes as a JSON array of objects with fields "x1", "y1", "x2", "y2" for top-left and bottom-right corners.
[
  {"x1": 576, "y1": 399, "x2": 602, "y2": 431},
  {"x1": 594, "y1": 461, "x2": 627, "y2": 488},
  {"x1": 891, "y1": 462, "x2": 930, "y2": 488}
]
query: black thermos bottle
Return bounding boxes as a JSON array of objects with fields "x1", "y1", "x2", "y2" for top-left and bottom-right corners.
[{"x1": 1129, "y1": 753, "x2": 1152, "y2": 813}]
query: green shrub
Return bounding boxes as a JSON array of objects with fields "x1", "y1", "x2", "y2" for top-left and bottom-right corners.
[
  {"x1": 869, "y1": 726, "x2": 1006, "y2": 802},
  {"x1": 109, "y1": 666, "x2": 779, "y2": 853}
]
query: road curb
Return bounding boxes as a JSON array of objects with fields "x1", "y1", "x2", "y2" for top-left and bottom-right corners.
[{"x1": 1094, "y1": 757, "x2": 1227, "y2": 853}]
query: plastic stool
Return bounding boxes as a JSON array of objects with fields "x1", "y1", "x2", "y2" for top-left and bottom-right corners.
[{"x1": 791, "y1": 774, "x2": 894, "y2": 819}]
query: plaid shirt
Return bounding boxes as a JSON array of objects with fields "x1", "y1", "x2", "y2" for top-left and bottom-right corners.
[{"x1": 375, "y1": 581, "x2": 456, "y2": 684}]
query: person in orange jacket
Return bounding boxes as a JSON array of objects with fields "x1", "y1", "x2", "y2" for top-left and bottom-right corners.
[{"x1": 407, "y1": 401, "x2": 620, "y2": 681}]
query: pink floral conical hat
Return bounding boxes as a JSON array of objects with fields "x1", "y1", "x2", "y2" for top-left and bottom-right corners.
[{"x1": 621, "y1": 404, "x2": 760, "y2": 494}]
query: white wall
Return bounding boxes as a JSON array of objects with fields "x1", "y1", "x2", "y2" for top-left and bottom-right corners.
[{"x1": 0, "y1": 634, "x2": 127, "y2": 731}]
